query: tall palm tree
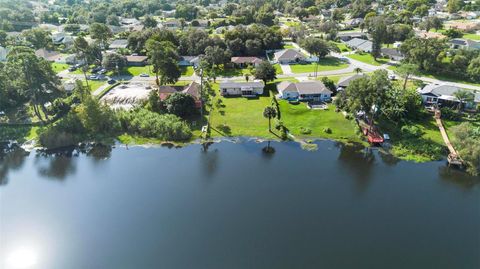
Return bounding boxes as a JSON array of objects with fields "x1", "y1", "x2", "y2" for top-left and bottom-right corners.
[
  {"x1": 354, "y1": 67, "x2": 362, "y2": 74},
  {"x1": 263, "y1": 106, "x2": 277, "y2": 132},
  {"x1": 454, "y1": 89, "x2": 475, "y2": 112}
]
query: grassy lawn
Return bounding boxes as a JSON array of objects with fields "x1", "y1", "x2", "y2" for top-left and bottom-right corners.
[
  {"x1": 290, "y1": 57, "x2": 349, "y2": 73},
  {"x1": 278, "y1": 101, "x2": 361, "y2": 142},
  {"x1": 273, "y1": 64, "x2": 283, "y2": 75},
  {"x1": 209, "y1": 82, "x2": 360, "y2": 142},
  {"x1": 347, "y1": 53, "x2": 389, "y2": 66},
  {"x1": 83, "y1": 80, "x2": 106, "y2": 92},
  {"x1": 283, "y1": 44, "x2": 296, "y2": 49},
  {"x1": 463, "y1": 33, "x2": 480, "y2": 41},
  {"x1": 420, "y1": 72, "x2": 480, "y2": 87},
  {"x1": 315, "y1": 73, "x2": 356, "y2": 83},
  {"x1": 51, "y1": 63, "x2": 69, "y2": 73},
  {"x1": 209, "y1": 84, "x2": 276, "y2": 138},
  {"x1": 333, "y1": 42, "x2": 350, "y2": 52}
]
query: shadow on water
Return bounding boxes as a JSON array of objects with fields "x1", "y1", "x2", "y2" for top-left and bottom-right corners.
[
  {"x1": 0, "y1": 143, "x2": 29, "y2": 186},
  {"x1": 335, "y1": 142, "x2": 375, "y2": 193},
  {"x1": 35, "y1": 143, "x2": 113, "y2": 180},
  {"x1": 438, "y1": 165, "x2": 480, "y2": 190}
]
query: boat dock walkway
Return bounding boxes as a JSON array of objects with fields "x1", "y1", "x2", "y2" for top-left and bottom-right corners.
[{"x1": 434, "y1": 111, "x2": 463, "y2": 166}]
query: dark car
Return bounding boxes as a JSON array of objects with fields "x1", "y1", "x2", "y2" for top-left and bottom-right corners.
[
  {"x1": 107, "y1": 79, "x2": 116, "y2": 84},
  {"x1": 68, "y1": 66, "x2": 77, "y2": 72}
]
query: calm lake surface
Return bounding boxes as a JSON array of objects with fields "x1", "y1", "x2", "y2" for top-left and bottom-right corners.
[{"x1": 0, "y1": 139, "x2": 479, "y2": 269}]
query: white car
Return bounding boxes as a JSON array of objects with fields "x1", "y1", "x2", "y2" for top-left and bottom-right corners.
[{"x1": 139, "y1": 73, "x2": 149, "y2": 77}]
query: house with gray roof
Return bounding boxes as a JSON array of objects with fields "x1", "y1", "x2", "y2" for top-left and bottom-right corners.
[
  {"x1": 345, "y1": 38, "x2": 373, "y2": 53},
  {"x1": 277, "y1": 81, "x2": 332, "y2": 102},
  {"x1": 337, "y1": 74, "x2": 366, "y2": 90},
  {"x1": 418, "y1": 84, "x2": 480, "y2": 110},
  {"x1": 380, "y1": 48, "x2": 404, "y2": 61},
  {"x1": 274, "y1": 49, "x2": 307, "y2": 64},
  {"x1": 219, "y1": 81, "x2": 264, "y2": 97},
  {"x1": 109, "y1": 39, "x2": 129, "y2": 50}
]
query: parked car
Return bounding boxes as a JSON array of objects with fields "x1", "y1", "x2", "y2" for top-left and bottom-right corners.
[
  {"x1": 139, "y1": 73, "x2": 149, "y2": 77},
  {"x1": 107, "y1": 79, "x2": 117, "y2": 84},
  {"x1": 98, "y1": 68, "x2": 107, "y2": 74},
  {"x1": 88, "y1": 75, "x2": 99, "y2": 80},
  {"x1": 68, "y1": 66, "x2": 77, "y2": 72}
]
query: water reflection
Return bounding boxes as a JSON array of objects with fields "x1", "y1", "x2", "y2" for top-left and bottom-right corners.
[
  {"x1": 0, "y1": 144, "x2": 29, "y2": 186},
  {"x1": 261, "y1": 141, "x2": 276, "y2": 160},
  {"x1": 200, "y1": 141, "x2": 219, "y2": 178},
  {"x1": 336, "y1": 142, "x2": 375, "y2": 193},
  {"x1": 438, "y1": 165, "x2": 480, "y2": 190}
]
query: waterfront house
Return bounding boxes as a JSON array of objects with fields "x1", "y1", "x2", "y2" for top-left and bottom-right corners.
[
  {"x1": 274, "y1": 49, "x2": 307, "y2": 64},
  {"x1": 158, "y1": 81, "x2": 202, "y2": 108},
  {"x1": 337, "y1": 32, "x2": 367, "y2": 42},
  {"x1": 277, "y1": 81, "x2": 332, "y2": 102},
  {"x1": 418, "y1": 84, "x2": 480, "y2": 110},
  {"x1": 219, "y1": 81, "x2": 264, "y2": 97},
  {"x1": 230, "y1": 57, "x2": 263, "y2": 68}
]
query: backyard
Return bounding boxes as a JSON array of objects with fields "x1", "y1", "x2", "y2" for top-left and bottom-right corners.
[{"x1": 290, "y1": 57, "x2": 349, "y2": 73}]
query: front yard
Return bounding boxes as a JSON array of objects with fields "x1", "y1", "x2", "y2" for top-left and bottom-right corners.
[
  {"x1": 290, "y1": 57, "x2": 349, "y2": 73},
  {"x1": 347, "y1": 53, "x2": 389, "y2": 66}
]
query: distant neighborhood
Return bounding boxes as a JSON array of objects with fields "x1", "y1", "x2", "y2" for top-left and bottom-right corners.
[{"x1": 0, "y1": 0, "x2": 479, "y2": 175}]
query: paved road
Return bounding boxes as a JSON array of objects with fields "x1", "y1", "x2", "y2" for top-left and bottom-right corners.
[{"x1": 59, "y1": 48, "x2": 480, "y2": 91}]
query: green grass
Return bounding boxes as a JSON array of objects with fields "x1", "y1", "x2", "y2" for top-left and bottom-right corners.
[
  {"x1": 273, "y1": 64, "x2": 283, "y2": 75},
  {"x1": 463, "y1": 33, "x2": 480, "y2": 41},
  {"x1": 278, "y1": 101, "x2": 362, "y2": 142},
  {"x1": 181, "y1": 66, "x2": 195, "y2": 76},
  {"x1": 209, "y1": 84, "x2": 276, "y2": 138},
  {"x1": 347, "y1": 53, "x2": 389, "y2": 66},
  {"x1": 290, "y1": 57, "x2": 349, "y2": 73},
  {"x1": 333, "y1": 42, "x2": 350, "y2": 52},
  {"x1": 84, "y1": 80, "x2": 106, "y2": 92},
  {"x1": 283, "y1": 44, "x2": 296, "y2": 49},
  {"x1": 51, "y1": 63, "x2": 69, "y2": 73},
  {"x1": 209, "y1": 82, "x2": 360, "y2": 142},
  {"x1": 420, "y1": 72, "x2": 480, "y2": 87}
]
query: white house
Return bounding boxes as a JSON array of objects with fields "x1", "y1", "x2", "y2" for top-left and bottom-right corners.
[
  {"x1": 277, "y1": 81, "x2": 332, "y2": 102},
  {"x1": 274, "y1": 49, "x2": 307, "y2": 64},
  {"x1": 219, "y1": 81, "x2": 264, "y2": 97},
  {"x1": 345, "y1": 38, "x2": 373, "y2": 53},
  {"x1": 418, "y1": 84, "x2": 480, "y2": 110}
]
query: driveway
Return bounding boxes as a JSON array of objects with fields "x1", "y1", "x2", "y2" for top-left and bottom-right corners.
[{"x1": 280, "y1": 64, "x2": 293, "y2": 75}]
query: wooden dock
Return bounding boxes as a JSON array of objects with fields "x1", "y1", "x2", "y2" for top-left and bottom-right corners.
[{"x1": 434, "y1": 110, "x2": 463, "y2": 166}]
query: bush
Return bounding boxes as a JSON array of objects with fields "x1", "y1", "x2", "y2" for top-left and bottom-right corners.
[
  {"x1": 300, "y1": 127, "x2": 312, "y2": 134},
  {"x1": 323, "y1": 127, "x2": 332, "y2": 134},
  {"x1": 118, "y1": 109, "x2": 192, "y2": 141},
  {"x1": 440, "y1": 107, "x2": 461, "y2": 121},
  {"x1": 400, "y1": 125, "x2": 423, "y2": 138}
]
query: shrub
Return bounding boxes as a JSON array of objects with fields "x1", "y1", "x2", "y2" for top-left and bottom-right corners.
[
  {"x1": 323, "y1": 127, "x2": 332, "y2": 134},
  {"x1": 400, "y1": 125, "x2": 423, "y2": 138},
  {"x1": 300, "y1": 127, "x2": 312, "y2": 134},
  {"x1": 118, "y1": 109, "x2": 192, "y2": 141},
  {"x1": 440, "y1": 107, "x2": 461, "y2": 121}
]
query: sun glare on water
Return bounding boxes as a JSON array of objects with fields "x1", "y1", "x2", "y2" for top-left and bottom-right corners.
[{"x1": 6, "y1": 247, "x2": 38, "y2": 268}]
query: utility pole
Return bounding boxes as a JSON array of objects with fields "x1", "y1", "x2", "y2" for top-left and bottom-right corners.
[{"x1": 199, "y1": 68, "x2": 204, "y2": 117}]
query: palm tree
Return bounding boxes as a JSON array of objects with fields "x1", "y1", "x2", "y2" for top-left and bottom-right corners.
[
  {"x1": 263, "y1": 106, "x2": 277, "y2": 132},
  {"x1": 395, "y1": 63, "x2": 419, "y2": 90},
  {"x1": 354, "y1": 67, "x2": 362, "y2": 74},
  {"x1": 454, "y1": 89, "x2": 475, "y2": 112}
]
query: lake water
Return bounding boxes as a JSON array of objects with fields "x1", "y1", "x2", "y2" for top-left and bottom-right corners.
[{"x1": 1, "y1": 139, "x2": 479, "y2": 269}]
